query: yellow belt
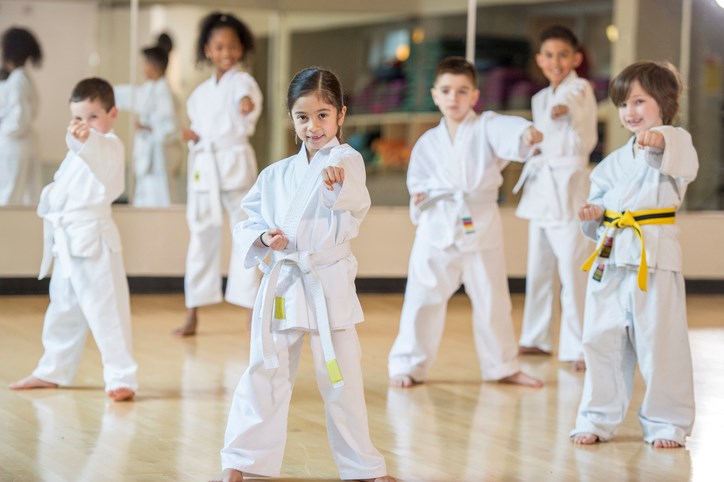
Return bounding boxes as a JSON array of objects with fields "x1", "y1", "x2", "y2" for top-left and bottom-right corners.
[{"x1": 581, "y1": 208, "x2": 676, "y2": 291}]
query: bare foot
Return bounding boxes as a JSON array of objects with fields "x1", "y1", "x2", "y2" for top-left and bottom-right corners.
[
  {"x1": 9, "y1": 375, "x2": 58, "y2": 390},
  {"x1": 209, "y1": 468, "x2": 243, "y2": 482},
  {"x1": 653, "y1": 439, "x2": 682, "y2": 449},
  {"x1": 499, "y1": 371, "x2": 543, "y2": 388},
  {"x1": 571, "y1": 360, "x2": 586, "y2": 372},
  {"x1": 107, "y1": 387, "x2": 135, "y2": 401},
  {"x1": 174, "y1": 307, "x2": 198, "y2": 337},
  {"x1": 571, "y1": 433, "x2": 599, "y2": 445},
  {"x1": 518, "y1": 346, "x2": 552, "y2": 356},
  {"x1": 389, "y1": 374, "x2": 421, "y2": 388}
]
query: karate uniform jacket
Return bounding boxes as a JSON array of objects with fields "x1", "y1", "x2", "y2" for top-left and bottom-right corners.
[
  {"x1": 114, "y1": 78, "x2": 182, "y2": 180},
  {"x1": 0, "y1": 67, "x2": 38, "y2": 204},
  {"x1": 408, "y1": 110, "x2": 534, "y2": 252},
  {"x1": 516, "y1": 71, "x2": 598, "y2": 224},
  {"x1": 186, "y1": 67, "x2": 262, "y2": 195},
  {"x1": 37, "y1": 130, "x2": 125, "y2": 278},
  {"x1": 582, "y1": 127, "x2": 698, "y2": 273},
  {"x1": 234, "y1": 139, "x2": 370, "y2": 332}
]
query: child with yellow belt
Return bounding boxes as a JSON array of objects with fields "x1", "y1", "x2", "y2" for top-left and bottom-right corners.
[{"x1": 571, "y1": 61, "x2": 698, "y2": 448}]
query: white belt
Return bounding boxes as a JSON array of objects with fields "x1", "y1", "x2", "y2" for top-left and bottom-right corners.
[
  {"x1": 257, "y1": 242, "x2": 352, "y2": 388},
  {"x1": 416, "y1": 191, "x2": 455, "y2": 212},
  {"x1": 512, "y1": 155, "x2": 545, "y2": 194},
  {"x1": 417, "y1": 188, "x2": 498, "y2": 212},
  {"x1": 38, "y1": 206, "x2": 112, "y2": 280}
]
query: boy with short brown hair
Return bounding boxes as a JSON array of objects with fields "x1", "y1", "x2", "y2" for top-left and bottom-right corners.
[
  {"x1": 10, "y1": 77, "x2": 138, "y2": 402},
  {"x1": 388, "y1": 57, "x2": 543, "y2": 389}
]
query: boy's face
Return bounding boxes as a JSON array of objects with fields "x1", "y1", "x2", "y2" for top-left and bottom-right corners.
[
  {"x1": 431, "y1": 73, "x2": 479, "y2": 123},
  {"x1": 536, "y1": 38, "x2": 582, "y2": 88},
  {"x1": 70, "y1": 98, "x2": 118, "y2": 134}
]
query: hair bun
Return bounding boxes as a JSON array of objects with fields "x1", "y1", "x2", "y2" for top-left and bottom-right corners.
[{"x1": 156, "y1": 32, "x2": 173, "y2": 54}]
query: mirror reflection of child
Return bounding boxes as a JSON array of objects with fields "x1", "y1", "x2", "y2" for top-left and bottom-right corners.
[
  {"x1": 0, "y1": 27, "x2": 42, "y2": 206},
  {"x1": 114, "y1": 33, "x2": 182, "y2": 207}
]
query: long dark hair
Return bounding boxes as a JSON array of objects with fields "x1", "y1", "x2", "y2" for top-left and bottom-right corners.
[
  {"x1": 1, "y1": 27, "x2": 43, "y2": 68},
  {"x1": 287, "y1": 67, "x2": 345, "y2": 139},
  {"x1": 142, "y1": 32, "x2": 173, "y2": 74}
]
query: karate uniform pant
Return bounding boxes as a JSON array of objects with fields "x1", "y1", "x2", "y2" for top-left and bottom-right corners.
[
  {"x1": 133, "y1": 172, "x2": 172, "y2": 207},
  {"x1": 571, "y1": 266, "x2": 695, "y2": 445},
  {"x1": 518, "y1": 219, "x2": 589, "y2": 360},
  {"x1": 185, "y1": 189, "x2": 260, "y2": 309},
  {"x1": 0, "y1": 141, "x2": 35, "y2": 206},
  {"x1": 221, "y1": 327, "x2": 387, "y2": 480},
  {"x1": 388, "y1": 239, "x2": 520, "y2": 381},
  {"x1": 33, "y1": 246, "x2": 138, "y2": 391}
]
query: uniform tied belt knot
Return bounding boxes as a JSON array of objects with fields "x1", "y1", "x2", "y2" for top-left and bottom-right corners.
[
  {"x1": 257, "y1": 243, "x2": 351, "y2": 388},
  {"x1": 38, "y1": 207, "x2": 112, "y2": 280},
  {"x1": 581, "y1": 208, "x2": 676, "y2": 291},
  {"x1": 611, "y1": 209, "x2": 637, "y2": 228}
]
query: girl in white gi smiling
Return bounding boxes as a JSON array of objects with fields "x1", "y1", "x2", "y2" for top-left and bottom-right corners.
[
  {"x1": 0, "y1": 27, "x2": 42, "y2": 206},
  {"x1": 176, "y1": 13, "x2": 262, "y2": 337},
  {"x1": 571, "y1": 61, "x2": 697, "y2": 448},
  {"x1": 211, "y1": 68, "x2": 395, "y2": 482}
]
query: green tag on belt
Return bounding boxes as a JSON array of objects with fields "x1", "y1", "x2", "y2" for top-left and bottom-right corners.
[{"x1": 274, "y1": 296, "x2": 285, "y2": 320}]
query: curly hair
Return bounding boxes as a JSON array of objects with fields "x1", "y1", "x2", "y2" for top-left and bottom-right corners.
[
  {"x1": 1, "y1": 27, "x2": 42, "y2": 68},
  {"x1": 195, "y1": 12, "x2": 254, "y2": 66}
]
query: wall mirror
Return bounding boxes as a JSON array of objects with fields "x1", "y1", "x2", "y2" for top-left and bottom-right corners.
[{"x1": 1, "y1": 0, "x2": 722, "y2": 209}]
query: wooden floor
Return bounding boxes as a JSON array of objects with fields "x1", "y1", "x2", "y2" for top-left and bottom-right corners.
[{"x1": 1, "y1": 293, "x2": 722, "y2": 482}]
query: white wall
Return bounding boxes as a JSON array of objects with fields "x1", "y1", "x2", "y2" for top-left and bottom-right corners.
[{"x1": 2, "y1": 207, "x2": 723, "y2": 280}]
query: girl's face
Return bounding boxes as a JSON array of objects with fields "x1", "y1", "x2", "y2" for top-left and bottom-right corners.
[
  {"x1": 142, "y1": 59, "x2": 161, "y2": 81},
  {"x1": 617, "y1": 80, "x2": 663, "y2": 135},
  {"x1": 204, "y1": 27, "x2": 243, "y2": 77},
  {"x1": 290, "y1": 93, "x2": 346, "y2": 161}
]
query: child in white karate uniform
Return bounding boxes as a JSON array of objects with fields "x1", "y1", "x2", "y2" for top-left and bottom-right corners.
[
  {"x1": 114, "y1": 33, "x2": 182, "y2": 207},
  {"x1": 0, "y1": 27, "x2": 41, "y2": 206},
  {"x1": 516, "y1": 26, "x2": 598, "y2": 370},
  {"x1": 176, "y1": 12, "x2": 262, "y2": 336},
  {"x1": 571, "y1": 61, "x2": 697, "y2": 448},
  {"x1": 387, "y1": 57, "x2": 543, "y2": 389},
  {"x1": 10, "y1": 78, "x2": 138, "y2": 402},
  {"x1": 211, "y1": 68, "x2": 395, "y2": 482}
]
